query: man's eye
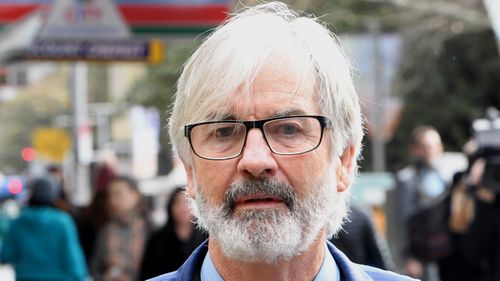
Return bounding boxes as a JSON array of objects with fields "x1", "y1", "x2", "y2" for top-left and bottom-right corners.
[
  {"x1": 277, "y1": 124, "x2": 301, "y2": 135},
  {"x1": 270, "y1": 123, "x2": 302, "y2": 137},
  {"x1": 214, "y1": 126, "x2": 236, "y2": 138}
]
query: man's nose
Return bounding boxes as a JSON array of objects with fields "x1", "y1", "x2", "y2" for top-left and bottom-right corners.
[{"x1": 237, "y1": 128, "x2": 278, "y2": 177}]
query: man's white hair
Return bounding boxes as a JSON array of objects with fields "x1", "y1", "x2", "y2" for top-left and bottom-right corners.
[{"x1": 168, "y1": 2, "x2": 364, "y2": 177}]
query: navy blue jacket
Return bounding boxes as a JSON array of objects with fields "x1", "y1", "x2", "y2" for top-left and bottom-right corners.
[{"x1": 149, "y1": 240, "x2": 417, "y2": 281}]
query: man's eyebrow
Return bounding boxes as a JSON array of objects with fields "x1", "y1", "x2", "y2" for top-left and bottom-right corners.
[
  {"x1": 270, "y1": 109, "x2": 307, "y2": 118},
  {"x1": 221, "y1": 115, "x2": 237, "y2": 121},
  {"x1": 206, "y1": 110, "x2": 306, "y2": 121},
  {"x1": 206, "y1": 113, "x2": 236, "y2": 121}
]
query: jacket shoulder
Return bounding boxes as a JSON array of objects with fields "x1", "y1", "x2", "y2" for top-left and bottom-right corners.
[
  {"x1": 327, "y1": 241, "x2": 417, "y2": 281},
  {"x1": 147, "y1": 271, "x2": 179, "y2": 281},
  {"x1": 361, "y1": 265, "x2": 418, "y2": 281},
  {"x1": 147, "y1": 240, "x2": 209, "y2": 281}
]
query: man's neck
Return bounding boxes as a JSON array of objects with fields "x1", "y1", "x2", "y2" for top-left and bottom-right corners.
[{"x1": 208, "y1": 232, "x2": 326, "y2": 281}]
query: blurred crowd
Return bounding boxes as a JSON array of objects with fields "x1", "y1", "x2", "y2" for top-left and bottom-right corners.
[
  {"x1": 391, "y1": 125, "x2": 500, "y2": 281},
  {"x1": 0, "y1": 160, "x2": 206, "y2": 281},
  {"x1": 0, "y1": 122, "x2": 499, "y2": 281}
]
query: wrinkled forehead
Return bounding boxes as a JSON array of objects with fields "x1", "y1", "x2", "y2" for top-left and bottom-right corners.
[
  {"x1": 193, "y1": 56, "x2": 317, "y2": 122},
  {"x1": 233, "y1": 62, "x2": 317, "y2": 118}
]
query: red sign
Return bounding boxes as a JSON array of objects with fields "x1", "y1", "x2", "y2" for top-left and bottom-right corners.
[{"x1": 0, "y1": 1, "x2": 229, "y2": 26}]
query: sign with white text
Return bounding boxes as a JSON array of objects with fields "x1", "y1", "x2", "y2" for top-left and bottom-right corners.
[{"x1": 26, "y1": 38, "x2": 164, "y2": 62}]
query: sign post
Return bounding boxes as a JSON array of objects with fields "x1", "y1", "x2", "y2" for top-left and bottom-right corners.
[
  {"x1": 28, "y1": 0, "x2": 163, "y2": 205},
  {"x1": 70, "y1": 61, "x2": 92, "y2": 205}
]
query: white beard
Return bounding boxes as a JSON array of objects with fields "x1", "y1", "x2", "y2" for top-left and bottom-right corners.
[{"x1": 188, "y1": 167, "x2": 349, "y2": 263}]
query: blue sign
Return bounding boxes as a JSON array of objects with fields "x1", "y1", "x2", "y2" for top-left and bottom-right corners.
[
  {"x1": 26, "y1": 39, "x2": 163, "y2": 62},
  {"x1": 0, "y1": 176, "x2": 26, "y2": 200}
]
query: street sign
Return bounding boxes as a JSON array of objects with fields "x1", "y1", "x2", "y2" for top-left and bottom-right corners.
[
  {"x1": 26, "y1": 38, "x2": 164, "y2": 63},
  {"x1": 0, "y1": 0, "x2": 230, "y2": 29},
  {"x1": 23, "y1": 0, "x2": 165, "y2": 62},
  {"x1": 38, "y1": 0, "x2": 129, "y2": 40},
  {"x1": 33, "y1": 128, "x2": 71, "y2": 162}
]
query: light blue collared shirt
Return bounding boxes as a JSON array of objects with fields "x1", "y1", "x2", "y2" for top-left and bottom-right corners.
[
  {"x1": 315, "y1": 243, "x2": 341, "y2": 281},
  {"x1": 200, "y1": 250, "x2": 224, "y2": 281},
  {"x1": 200, "y1": 243, "x2": 340, "y2": 281}
]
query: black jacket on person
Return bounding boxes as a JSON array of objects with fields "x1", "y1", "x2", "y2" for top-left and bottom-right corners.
[
  {"x1": 455, "y1": 199, "x2": 500, "y2": 281},
  {"x1": 437, "y1": 172, "x2": 499, "y2": 281},
  {"x1": 330, "y1": 206, "x2": 387, "y2": 270},
  {"x1": 139, "y1": 222, "x2": 207, "y2": 280}
]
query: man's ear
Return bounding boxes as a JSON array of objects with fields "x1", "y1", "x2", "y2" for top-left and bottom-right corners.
[
  {"x1": 336, "y1": 144, "x2": 355, "y2": 192},
  {"x1": 184, "y1": 163, "x2": 196, "y2": 199}
]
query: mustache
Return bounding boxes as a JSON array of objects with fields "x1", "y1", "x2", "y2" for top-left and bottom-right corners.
[{"x1": 222, "y1": 178, "x2": 296, "y2": 215}]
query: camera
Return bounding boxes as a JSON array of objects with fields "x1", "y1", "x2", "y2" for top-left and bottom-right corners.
[{"x1": 471, "y1": 107, "x2": 500, "y2": 193}]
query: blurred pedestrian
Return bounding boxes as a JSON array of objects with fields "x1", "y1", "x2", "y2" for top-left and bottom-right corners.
[
  {"x1": 139, "y1": 187, "x2": 207, "y2": 279},
  {"x1": 78, "y1": 187, "x2": 109, "y2": 266},
  {"x1": 329, "y1": 204, "x2": 387, "y2": 269},
  {"x1": 47, "y1": 164, "x2": 80, "y2": 218},
  {"x1": 92, "y1": 161, "x2": 118, "y2": 193},
  {"x1": 90, "y1": 175, "x2": 148, "y2": 281},
  {"x1": 395, "y1": 126, "x2": 446, "y2": 280},
  {"x1": 78, "y1": 159, "x2": 118, "y2": 266},
  {"x1": 0, "y1": 177, "x2": 88, "y2": 281},
  {"x1": 47, "y1": 164, "x2": 64, "y2": 190},
  {"x1": 443, "y1": 152, "x2": 500, "y2": 281}
]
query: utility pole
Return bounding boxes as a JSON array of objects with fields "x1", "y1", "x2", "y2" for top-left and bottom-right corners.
[
  {"x1": 70, "y1": 62, "x2": 92, "y2": 206},
  {"x1": 370, "y1": 18, "x2": 386, "y2": 172}
]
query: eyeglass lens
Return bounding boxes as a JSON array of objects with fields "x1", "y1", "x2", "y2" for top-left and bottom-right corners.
[{"x1": 189, "y1": 116, "x2": 323, "y2": 160}]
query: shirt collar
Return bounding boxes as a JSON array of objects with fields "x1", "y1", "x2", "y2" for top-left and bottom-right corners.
[
  {"x1": 201, "y1": 251, "x2": 224, "y2": 281},
  {"x1": 314, "y1": 242, "x2": 341, "y2": 281},
  {"x1": 200, "y1": 242, "x2": 340, "y2": 281}
]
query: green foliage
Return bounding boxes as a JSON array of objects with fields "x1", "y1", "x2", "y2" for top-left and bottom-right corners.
[
  {"x1": 125, "y1": 0, "x2": 499, "y2": 174},
  {"x1": 88, "y1": 64, "x2": 109, "y2": 103},
  {"x1": 126, "y1": 40, "x2": 201, "y2": 165},
  {"x1": 386, "y1": 29, "x2": 500, "y2": 171},
  {"x1": 0, "y1": 94, "x2": 65, "y2": 173}
]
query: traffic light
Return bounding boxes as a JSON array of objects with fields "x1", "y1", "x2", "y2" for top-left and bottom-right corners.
[{"x1": 21, "y1": 147, "x2": 36, "y2": 162}]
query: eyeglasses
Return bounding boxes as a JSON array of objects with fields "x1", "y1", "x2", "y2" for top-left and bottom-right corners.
[{"x1": 184, "y1": 115, "x2": 332, "y2": 160}]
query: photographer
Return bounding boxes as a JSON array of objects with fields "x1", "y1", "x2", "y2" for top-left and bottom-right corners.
[
  {"x1": 444, "y1": 108, "x2": 500, "y2": 281},
  {"x1": 447, "y1": 149, "x2": 500, "y2": 281}
]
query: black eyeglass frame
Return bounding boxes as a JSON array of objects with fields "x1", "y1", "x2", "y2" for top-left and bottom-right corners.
[{"x1": 184, "y1": 115, "x2": 332, "y2": 160}]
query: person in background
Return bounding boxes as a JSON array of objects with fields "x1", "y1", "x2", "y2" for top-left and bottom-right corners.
[
  {"x1": 329, "y1": 204, "x2": 387, "y2": 270},
  {"x1": 47, "y1": 164, "x2": 80, "y2": 218},
  {"x1": 150, "y1": 2, "x2": 414, "y2": 280},
  {"x1": 395, "y1": 125, "x2": 446, "y2": 280},
  {"x1": 0, "y1": 177, "x2": 88, "y2": 281},
  {"x1": 47, "y1": 164, "x2": 64, "y2": 191},
  {"x1": 79, "y1": 159, "x2": 118, "y2": 265},
  {"x1": 78, "y1": 185, "x2": 110, "y2": 266},
  {"x1": 443, "y1": 150, "x2": 500, "y2": 281},
  {"x1": 140, "y1": 186, "x2": 207, "y2": 280},
  {"x1": 90, "y1": 175, "x2": 148, "y2": 281},
  {"x1": 92, "y1": 161, "x2": 118, "y2": 193}
]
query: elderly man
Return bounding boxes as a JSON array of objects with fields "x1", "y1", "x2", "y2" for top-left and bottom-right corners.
[{"x1": 152, "y1": 2, "x2": 415, "y2": 281}]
